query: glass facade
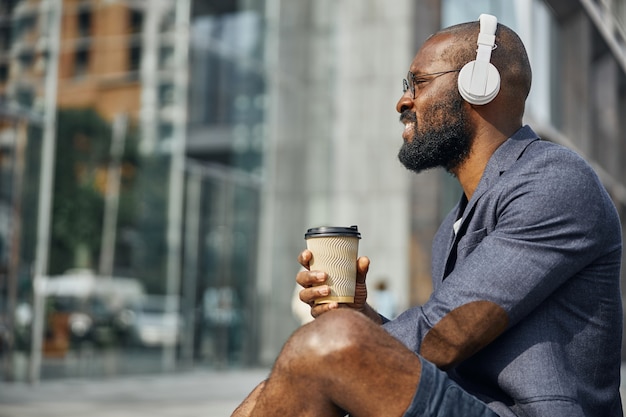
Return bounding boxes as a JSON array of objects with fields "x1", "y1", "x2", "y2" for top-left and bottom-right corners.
[
  {"x1": 0, "y1": 0, "x2": 266, "y2": 381},
  {"x1": 184, "y1": 1, "x2": 265, "y2": 368}
]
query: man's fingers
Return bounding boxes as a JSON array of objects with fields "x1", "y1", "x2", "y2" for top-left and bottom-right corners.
[
  {"x1": 356, "y1": 256, "x2": 370, "y2": 283},
  {"x1": 296, "y1": 269, "x2": 327, "y2": 288},
  {"x1": 310, "y1": 302, "x2": 339, "y2": 318},
  {"x1": 297, "y1": 249, "x2": 313, "y2": 268},
  {"x1": 299, "y1": 285, "x2": 330, "y2": 304}
]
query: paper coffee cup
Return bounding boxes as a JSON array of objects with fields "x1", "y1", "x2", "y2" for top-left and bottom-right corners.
[{"x1": 304, "y1": 225, "x2": 361, "y2": 304}]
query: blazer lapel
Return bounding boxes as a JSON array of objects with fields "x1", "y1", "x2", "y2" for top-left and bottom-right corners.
[{"x1": 440, "y1": 126, "x2": 541, "y2": 280}]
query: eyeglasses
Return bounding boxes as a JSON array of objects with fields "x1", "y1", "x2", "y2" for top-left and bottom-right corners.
[{"x1": 402, "y1": 69, "x2": 461, "y2": 99}]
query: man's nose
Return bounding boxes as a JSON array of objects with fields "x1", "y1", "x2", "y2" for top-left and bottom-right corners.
[{"x1": 396, "y1": 92, "x2": 413, "y2": 114}]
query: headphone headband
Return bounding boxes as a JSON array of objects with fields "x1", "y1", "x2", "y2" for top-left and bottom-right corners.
[{"x1": 476, "y1": 14, "x2": 497, "y2": 63}]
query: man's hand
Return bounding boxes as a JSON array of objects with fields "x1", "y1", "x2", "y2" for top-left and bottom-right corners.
[{"x1": 296, "y1": 250, "x2": 380, "y2": 322}]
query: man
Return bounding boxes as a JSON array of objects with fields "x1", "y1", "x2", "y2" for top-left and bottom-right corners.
[{"x1": 232, "y1": 15, "x2": 623, "y2": 417}]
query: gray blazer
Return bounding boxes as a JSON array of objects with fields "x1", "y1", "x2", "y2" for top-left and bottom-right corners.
[{"x1": 384, "y1": 125, "x2": 623, "y2": 417}]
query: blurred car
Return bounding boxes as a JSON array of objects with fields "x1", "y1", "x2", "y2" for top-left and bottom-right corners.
[
  {"x1": 127, "y1": 295, "x2": 182, "y2": 348},
  {"x1": 55, "y1": 296, "x2": 117, "y2": 345},
  {"x1": 41, "y1": 270, "x2": 146, "y2": 353}
]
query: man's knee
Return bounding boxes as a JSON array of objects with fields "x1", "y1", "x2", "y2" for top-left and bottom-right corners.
[{"x1": 278, "y1": 309, "x2": 371, "y2": 370}]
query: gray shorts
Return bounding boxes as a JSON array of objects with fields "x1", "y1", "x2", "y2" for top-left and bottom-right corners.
[{"x1": 403, "y1": 357, "x2": 499, "y2": 417}]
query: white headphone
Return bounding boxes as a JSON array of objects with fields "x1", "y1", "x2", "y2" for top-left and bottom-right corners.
[{"x1": 457, "y1": 14, "x2": 501, "y2": 105}]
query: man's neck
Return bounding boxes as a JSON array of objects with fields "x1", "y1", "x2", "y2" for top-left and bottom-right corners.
[{"x1": 453, "y1": 127, "x2": 511, "y2": 200}]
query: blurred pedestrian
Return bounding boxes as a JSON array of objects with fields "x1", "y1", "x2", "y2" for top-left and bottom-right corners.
[{"x1": 369, "y1": 279, "x2": 396, "y2": 319}]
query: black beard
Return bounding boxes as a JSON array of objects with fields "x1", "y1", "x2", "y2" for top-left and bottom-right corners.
[{"x1": 398, "y1": 95, "x2": 473, "y2": 173}]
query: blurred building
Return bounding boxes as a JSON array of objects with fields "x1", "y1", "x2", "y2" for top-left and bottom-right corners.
[{"x1": 0, "y1": 0, "x2": 624, "y2": 382}]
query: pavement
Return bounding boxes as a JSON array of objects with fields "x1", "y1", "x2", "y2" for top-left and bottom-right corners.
[
  {"x1": 1, "y1": 364, "x2": 625, "y2": 416},
  {"x1": 0, "y1": 368, "x2": 269, "y2": 417}
]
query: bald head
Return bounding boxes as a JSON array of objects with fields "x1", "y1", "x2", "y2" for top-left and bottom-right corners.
[{"x1": 437, "y1": 21, "x2": 532, "y2": 111}]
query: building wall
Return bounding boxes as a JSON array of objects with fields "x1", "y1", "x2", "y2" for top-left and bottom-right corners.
[
  {"x1": 57, "y1": 0, "x2": 141, "y2": 121},
  {"x1": 257, "y1": 0, "x2": 414, "y2": 364}
]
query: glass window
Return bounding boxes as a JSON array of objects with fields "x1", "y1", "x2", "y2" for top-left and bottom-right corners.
[
  {"x1": 0, "y1": 63, "x2": 7, "y2": 83},
  {"x1": 128, "y1": 43, "x2": 141, "y2": 72},
  {"x1": 77, "y1": 9, "x2": 92, "y2": 38},
  {"x1": 129, "y1": 9, "x2": 143, "y2": 33},
  {"x1": 74, "y1": 48, "x2": 89, "y2": 77}
]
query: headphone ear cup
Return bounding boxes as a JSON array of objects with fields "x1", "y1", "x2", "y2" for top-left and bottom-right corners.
[{"x1": 457, "y1": 60, "x2": 501, "y2": 105}]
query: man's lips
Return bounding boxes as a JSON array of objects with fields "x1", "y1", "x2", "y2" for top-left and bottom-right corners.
[
  {"x1": 402, "y1": 122, "x2": 416, "y2": 141},
  {"x1": 400, "y1": 111, "x2": 416, "y2": 142}
]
